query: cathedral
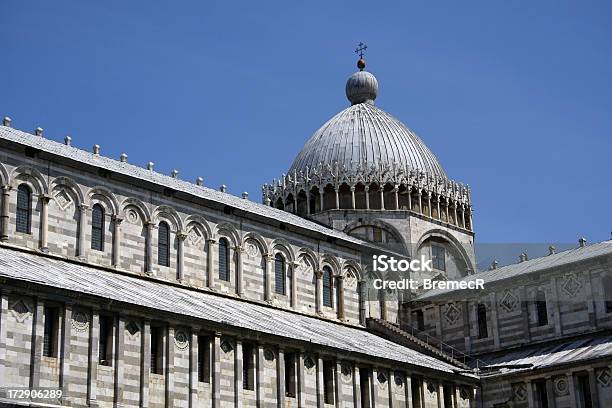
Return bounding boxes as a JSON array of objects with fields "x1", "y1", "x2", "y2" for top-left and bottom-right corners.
[{"x1": 0, "y1": 53, "x2": 610, "y2": 408}]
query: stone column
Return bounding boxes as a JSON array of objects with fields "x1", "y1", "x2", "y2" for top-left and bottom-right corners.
[
  {"x1": 445, "y1": 201, "x2": 449, "y2": 222},
  {"x1": 588, "y1": 369, "x2": 600, "y2": 408},
  {"x1": 319, "y1": 190, "x2": 325, "y2": 212},
  {"x1": 379, "y1": 189, "x2": 385, "y2": 210},
  {"x1": 315, "y1": 270, "x2": 323, "y2": 314},
  {"x1": 189, "y1": 328, "x2": 199, "y2": 408},
  {"x1": 364, "y1": 186, "x2": 370, "y2": 210},
  {"x1": 526, "y1": 381, "x2": 535, "y2": 408},
  {"x1": 0, "y1": 292, "x2": 9, "y2": 383},
  {"x1": 334, "y1": 360, "x2": 342, "y2": 408},
  {"x1": 427, "y1": 193, "x2": 432, "y2": 217},
  {"x1": 388, "y1": 370, "x2": 395, "y2": 408},
  {"x1": 297, "y1": 351, "x2": 305, "y2": 407},
  {"x1": 114, "y1": 317, "x2": 126, "y2": 407},
  {"x1": 453, "y1": 203, "x2": 458, "y2": 226},
  {"x1": 350, "y1": 186, "x2": 356, "y2": 209},
  {"x1": 316, "y1": 356, "x2": 325, "y2": 408},
  {"x1": 30, "y1": 298, "x2": 44, "y2": 389},
  {"x1": 336, "y1": 275, "x2": 345, "y2": 321},
  {"x1": 393, "y1": 186, "x2": 399, "y2": 210},
  {"x1": 166, "y1": 326, "x2": 175, "y2": 408},
  {"x1": 0, "y1": 185, "x2": 11, "y2": 241},
  {"x1": 265, "y1": 254, "x2": 274, "y2": 301},
  {"x1": 235, "y1": 245, "x2": 244, "y2": 296},
  {"x1": 77, "y1": 204, "x2": 88, "y2": 258},
  {"x1": 39, "y1": 193, "x2": 51, "y2": 251},
  {"x1": 334, "y1": 187, "x2": 339, "y2": 210},
  {"x1": 417, "y1": 191, "x2": 422, "y2": 213},
  {"x1": 112, "y1": 216, "x2": 123, "y2": 267},
  {"x1": 407, "y1": 189, "x2": 412, "y2": 211},
  {"x1": 460, "y1": 205, "x2": 466, "y2": 229},
  {"x1": 142, "y1": 319, "x2": 151, "y2": 408},
  {"x1": 88, "y1": 309, "x2": 99, "y2": 407},
  {"x1": 212, "y1": 333, "x2": 221, "y2": 408},
  {"x1": 290, "y1": 261, "x2": 298, "y2": 309},
  {"x1": 256, "y1": 345, "x2": 265, "y2": 408},
  {"x1": 277, "y1": 347, "x2": 285, "y2": 408},
  {"x1": 60, "y1": 303, "x2": 73, "y2": 402},
  {"x1": 370, "y1": 368, "x2": 377, "y2": 408},
  {"x1": 436, "y1": 194, "x2": 441, "y2": 220},
  {"x1": 176, "y1": 230, "x2": 187, "y2": 281},
  {"x1": 206, "y1": 238, "x2": 217, "y2": 289},
  {"x1": 545, "y1": 377, "x2": 556, "y2": 408},
  {"x1": 145, "y1": 222, "x2": 154, "y2": 274},
  {"x1": 353, "y1": 366, "x2": 361, "y2": 408},
  {"x1": 307, "y1": 192, "x2": 312, "y2": 214},
  {"x1": 405, "y1": 375, "x2": 413, "y2": 408},
  {"x1": 235, "y1": 339, "x2": 243, "y2": 408}
]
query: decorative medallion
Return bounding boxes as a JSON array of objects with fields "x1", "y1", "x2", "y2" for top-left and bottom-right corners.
[
  {"x1": 512, "y1": 382, "x2": 527, "y2": 401},
  {"x1": 263, "y1": 348, "x2": 275, "y2": 361},
  {"x1": 499, "y1": 289, "x2": 519, "y2": 313},
  {"x1": 443, "y1": 303, "x2": 460, "y2": 325},
  {"x1": 297, "y1": 260, "x2": 310, "y2": 276},
  {"x1": 597, "y1": 367, "x2": 611, "y2": 387},
  {"x1": 426, "y1": 381, "x2": 436, "y2": 394},
  {"x1": 10, "y1": 299, "x2": 32, "y2": 323},
  {"x1": 187, "y1": 228, "x2": 203, "y2": 246},
  {"x1": 340, "y1": 363, "x2": 352, "y2": 383},
  {"x1": 394, "y1": 372, "x2": 404, "y2": 387},
  {"x1": 553, "y1": 376, "x2": 569, "y2": 396},
  {"x1": 126, "y1": 208, "x2": 139, "y2": 224},
  {"x1": 174, "y1": 329, "x2": 189, "y2": 350},
  {"x1": 460, "y1": 387, "x2": 470, "y2": 400},
  {"x1": 377, "y1": 372, "x2": 387, "y2": 385},
  {"x1": 345, "y1": 270, "x2": 357, "y2": 288},
  {"x1": 125, "y1": 320, "x2": 140, "y2": 337},
  {"x1": 54, "y1": 189, "x2": 73, "y2": 211},
  {"x1": 72, "y1": 310, "x2": 89, "y2": 332},
  {"x1": 562, "y1": 274, "x2": 582, "y2": 297},
  {"x1": 220, "y1": 340, "x2": 234, "y2": 354},
  {"x1": 304, "y1": 356, "x2": 315, "y2": 370},
  {"x1": 245, "y1": 241, "x2": 259, "y2": 258}
]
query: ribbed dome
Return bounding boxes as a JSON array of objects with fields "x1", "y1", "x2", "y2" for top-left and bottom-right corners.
[{"x1": 288, "y1": 102, "x2": 448, "y2": 179}]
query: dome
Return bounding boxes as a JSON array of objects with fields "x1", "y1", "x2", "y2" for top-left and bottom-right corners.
[{"x1": 288, "y1": 91, "x2": 448, "y2": 179}]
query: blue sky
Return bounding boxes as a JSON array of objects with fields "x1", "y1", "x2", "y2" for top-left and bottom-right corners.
[{"x1": 2, "y1": 1, "x2": 611, "y2": 245}]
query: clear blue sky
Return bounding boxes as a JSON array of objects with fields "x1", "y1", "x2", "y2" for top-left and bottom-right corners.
[{"x1": 2, "y1": 1, "x2": 611, "y2": 245}]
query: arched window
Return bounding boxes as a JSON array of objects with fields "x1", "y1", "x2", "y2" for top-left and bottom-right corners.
[
  {"x1": 157, "y1": 221, "x2": 170, "y2": 267},
  {"x1": 604, "y1": 276, "x2": 612, "y2": 314},
  {"x1": 16, "y1": 184, "x2": 31, "y2": 234},
  {"x1": 322, "y1": 266, "x2": 333, "y2": 308},
  {"x1": 477, "y1": 303, "x2": 488, "y2": 339},
  {"x1": 91, "y1": 204, "x2": 105, "y2": 251},
  {"x1": 274, "y1": 253, "x2": 286, "y2": 295},
  {"x1": 218, "y1": 238, "x2": 230, "y2": 281},
  {"x1": 535, "y1": 290, "x2": 548, "y2": 326}
]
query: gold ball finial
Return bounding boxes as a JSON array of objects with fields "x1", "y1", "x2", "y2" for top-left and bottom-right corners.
[{"x1": 357, "y1": 58, "x2": 366, "y2": 70}]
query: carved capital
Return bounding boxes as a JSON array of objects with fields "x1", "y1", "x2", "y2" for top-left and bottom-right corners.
[
  {"x1": 111, "y1": 215, "x2": 124, "y2": 224},
  {"x1": 176, "y1": 230, "x2": 189, "y2": 241},
  {"x1": 1, "y1": 185, "x2": 12, "y2": 194},
  {"x1": 314, "y1": 269, "x2": 323, "y2": 278}
]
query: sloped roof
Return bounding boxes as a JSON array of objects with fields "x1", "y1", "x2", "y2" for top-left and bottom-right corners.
[
  {"x1": 0, "y1": 245, "x2": 469, "y2": 376},
  {"x1": 0, "y1": 125, "x2": 368, "y2": 247},
  {"x1": 417, "y1": 240, "x2": 612, "y2": 301},
  {"x1": 478, "y1": 332, "x2": 612, "y2": 377}
]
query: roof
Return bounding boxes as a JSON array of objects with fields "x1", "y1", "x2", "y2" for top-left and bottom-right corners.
[
  {"x1": 0, "y1": 245, "x2": 468, "y2": 375},
  {"x1": 0, "y1": 125, "x2": 370, "y2": 248},
  {"x1": 288, "y1": 100, "x2": 448, "y2": 179},
  {"x1": 478, "y1": 332, "x2": 612, "y2": 377},
  {"x1": 416, "y1": 240, "x2": 612, "y2": 301}
]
